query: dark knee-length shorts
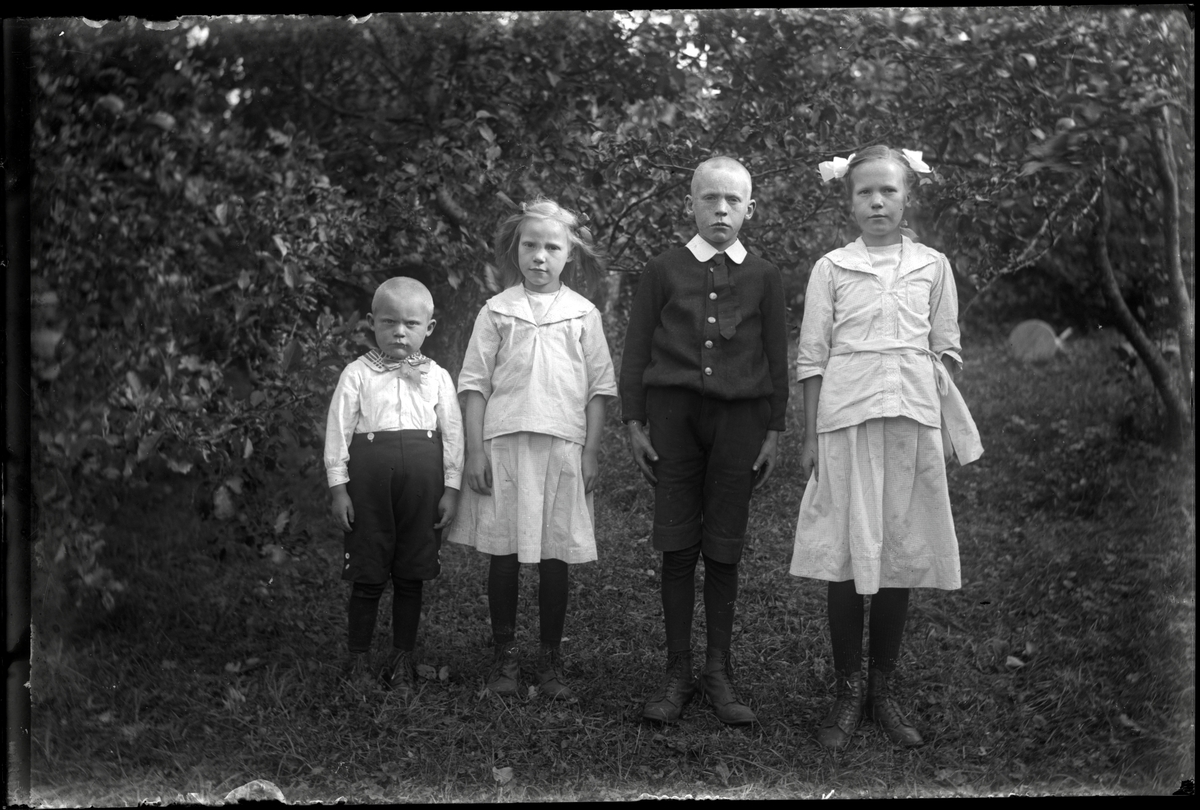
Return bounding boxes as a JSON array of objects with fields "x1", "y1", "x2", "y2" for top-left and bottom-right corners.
[
  {"x1": 645, "y1": 387, "x2": 771, "y2": 565},
  {"x1": 342, "y1": 429, "x2": 444, "y2": 583}
]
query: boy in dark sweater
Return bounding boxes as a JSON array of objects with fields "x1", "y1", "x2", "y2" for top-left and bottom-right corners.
[{"x1": 620, "y1": 156, "x2": 789, "y2": 725}]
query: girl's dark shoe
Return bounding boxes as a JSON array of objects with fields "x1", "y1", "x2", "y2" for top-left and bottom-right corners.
[
  {"x1": 698, "y1": 648, "x2": 757, "y2": 725},
  {"x1": 486, "y1": 643, "x2": 521, "y2": 696},
  {"x1": 817, "y1": 670, "x2": 865, "y2": 750},
  {"x1": 381, "y1": 649, "x2": 417, "y2": 698},
  {"x1": 536, "y1": 644, "x2": 577, "y2": 702},
  {"x1": 642, "y1": 650, "x2": 696, "y2": 723},
  {"x1": 866, "y1": 668, "x2": 924, "y2": 747},
  {"x1": 342, "y1": 651, "x2": 374, "y2": 688}
]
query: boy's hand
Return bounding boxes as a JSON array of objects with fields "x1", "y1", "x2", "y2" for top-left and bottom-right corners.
[
  {"x1": 626, "y1": 421, "x2": 658, "y2": 486},
  {"x1": 799, "y1": 435, "x2": 818, "y2": 483},
  {"x1": 752, "y1": 430, "x2": 780, "y2": 491},
  {"x1": 330, "y1": 485, "x2": 355, "y2": 532},
  {"x1": 465, "y1": 448, "x2": 493, "y2": 496},
  {"x1": 434, "y1": 487, "x2": 459, "y2": 530},
  {"x1": 582, "y1": 448, "x2": 600, "y2": 493}
]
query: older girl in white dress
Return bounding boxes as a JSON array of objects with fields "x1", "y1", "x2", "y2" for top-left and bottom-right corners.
[
  {"x1": 792, "y1": 146, "x2": 982, "y2": 749},
  {"x1": 448, "y1": 198, "x2": 616, "y2": 701}
]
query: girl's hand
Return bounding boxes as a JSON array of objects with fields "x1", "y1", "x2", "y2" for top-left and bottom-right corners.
[
  {"x1": 582, "y1": 448, "x2": 600, "y2": 493},
  {"x1": 434, "y1": 487, "x2": 459, "y2": 530},
  {"x1": 799, "y1": 435, "x2": 819, "y2": 483},
  {"x1": 330, "y1": 485, "x2": 355, "y2": 532},
  {"x1": 465, "y1": 448, "x2": 493, "y2": 496},
  {"x1": 626, "y1": 421, "x2": 658, "y2": 486}
]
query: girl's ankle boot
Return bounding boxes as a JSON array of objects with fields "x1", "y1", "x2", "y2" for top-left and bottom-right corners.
[
  {"x1": 816, "y1": 670, "x2": 865, "y2": 750},
  {"x1": 866, "y1": 667, "x2": 924, "y2": 747},
  {"x1": 536, "y1": 644, "x2": 576, "y2": 701},
  {"x1": 486, "y1": 643, "x2": 520, "y2": 696}
]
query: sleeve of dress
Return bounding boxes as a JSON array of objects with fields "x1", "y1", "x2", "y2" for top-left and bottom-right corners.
[
  {"x1": 581, "y1": 308, "x2": 618, "y2": 401},
  {"x1": 436, "y1": 366, "x2": 465, "y2": 489},
  {"x1": 618, "y1": 258, "x2": 661, "y2": 423},
  {"x1": 795, "y1": 259, "x2": 835, "y2": 382},
  {"x1": 762, "y1": 263, "x2": 790, "y2": 432},
  {"x1": 456, "y1": 305, "x2": 500, "y2": 399},
  {"x1": 928, "y1": 255, "x2": 963, "y2": 366},
  {"x1": 323, "y1": 363, "x2": 362, "y2": 488}
]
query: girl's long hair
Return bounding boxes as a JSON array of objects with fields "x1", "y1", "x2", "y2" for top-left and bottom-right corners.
[{"x1": 493, "y1": 197, "x2": 605, "y2": 297}]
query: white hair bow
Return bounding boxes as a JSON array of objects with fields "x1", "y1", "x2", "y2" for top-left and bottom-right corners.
[
  {"x1": 818, "y1": 153, "x2": 855, "y2": 184},
  {"x1": 818, "y1": 149, "x2": 934, "y2": 184},
  {"x1": 901, "y1": 149, "x2": 932, "y2": 174}
]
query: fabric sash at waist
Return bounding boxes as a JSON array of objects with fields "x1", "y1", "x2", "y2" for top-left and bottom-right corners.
[{"x1": 826, "y1": 338, "x2": 984, "y2": 465}]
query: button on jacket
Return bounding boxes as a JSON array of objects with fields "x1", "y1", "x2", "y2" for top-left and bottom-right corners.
[{"x1": 620, "y1": 235, "x2": 790, "y2": 431}]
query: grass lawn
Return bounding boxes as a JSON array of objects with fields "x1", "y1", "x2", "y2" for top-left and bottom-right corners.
[{"x1": 28, "y1": 332, "x2": 1195, "y2": 802}]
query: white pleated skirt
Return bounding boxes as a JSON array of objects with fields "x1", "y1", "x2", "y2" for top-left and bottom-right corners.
[
  {"x1": 790, "y1": 417, "x2": 961, "y2": 594},
  {"x1": 446, "y1": 432, "x2": 597, "y2": 564}
]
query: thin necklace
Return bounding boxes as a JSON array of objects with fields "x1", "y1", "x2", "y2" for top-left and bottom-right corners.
[{"x1": 523, "y1": 284, "x2": 564, "y2": 325}]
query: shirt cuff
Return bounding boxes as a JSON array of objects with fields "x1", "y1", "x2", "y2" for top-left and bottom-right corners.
[
  {"x1": 327, "y1": 467, "x2": 349, "y2": 488},
  {"x1": 444, "y1": 473, "x2": 462, "y2": 490}
]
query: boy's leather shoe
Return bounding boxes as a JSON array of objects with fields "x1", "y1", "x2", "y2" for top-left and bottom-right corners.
[
  {"x1": 866, "y1": 668, "x2": 924, "y2": 747},
  {"x1": 698, "y1": 648, "x2": 757, "y2": 726},
  {"x1": 642, "y1": 650, "x2": 696, "y2": 723},
  {"x1": 486, "y1": 643, "x2": 521, "y2": 696},
  {"x1": 817, "y1": 670, "x2": 865, "y2": 750},
  {"x1": 381, "y1": 648, "x2": 417, "y2": 698}
]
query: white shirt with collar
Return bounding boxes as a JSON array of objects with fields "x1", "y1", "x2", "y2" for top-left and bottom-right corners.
[
  {"x1": 685, "y1": 234, "x2": 748, "y2": 264},
  {"x1": 324, "y1": 353, "x2": 464, "y2": 489},
  {"x1": 457, "y1": 284, "x2": 617, "y2": 445}
]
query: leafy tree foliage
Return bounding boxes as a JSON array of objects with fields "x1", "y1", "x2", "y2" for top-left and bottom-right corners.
[{"x1": 30, "y1": 9, "x2": 1191, "y2": 621}]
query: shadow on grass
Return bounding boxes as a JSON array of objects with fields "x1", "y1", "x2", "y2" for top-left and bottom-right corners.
[{"x1": 30, "y1": 334, "x2": 1194, "y2": 802}]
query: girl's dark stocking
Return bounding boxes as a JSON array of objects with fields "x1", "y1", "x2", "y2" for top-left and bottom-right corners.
[
  {"x1": 827, "y1": 578, "x2": 864, "y2": 674},
  {"x1": 537, "y1": 558, "x2": 569, "y2": 646},
  {"x1": 867, "y1": 587, "x2": 910, "y2": 673},
  {"x1": 488, "y1": 553, "x2": 520, "y2": 645}
]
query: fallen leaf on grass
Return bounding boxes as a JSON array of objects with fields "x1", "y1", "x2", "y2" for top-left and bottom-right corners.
[
  {"x1": 438, "y1": 665, "x2": 450, "y2": 682},
  {"x1": 417, "y1": 664, "x2": 438, "y2": 681},
  {"x1": 1006, "y1": 655, "x2": 1026, "y2": 669},
  {"x1": 492, "y1": 766, "x2": 514, "y2": 785}
]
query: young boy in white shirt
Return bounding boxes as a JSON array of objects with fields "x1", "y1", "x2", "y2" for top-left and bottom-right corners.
[{"x1": 324, "y1": 277, "x2": 464, "y2": 697}]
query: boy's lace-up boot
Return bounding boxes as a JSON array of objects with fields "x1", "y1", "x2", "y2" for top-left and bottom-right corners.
[
  {"x1": 535, "y1": 644, "x2": 576, "y2": 702},
  {"x1": 486, "y1": 643, "x2": 521, "y2": 696},
  {"x1": 817, "y1": 670, "x2": 865, "y2": 750},
  {"x1": 698, "y1": 648, "x2": 757, "y2": 726},
  {"x1": 641, "y1": 650, "x2": 696, "y2": 723},
  {"x1": 866, "y1": 668, "x2": 924, "y2": 747},
  {"x1": 381, "y1": 649, "x2": 417, "y2": 698}
]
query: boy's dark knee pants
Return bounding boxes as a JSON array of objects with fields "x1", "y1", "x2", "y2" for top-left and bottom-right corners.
[
  {"x1": 342, "y1": 430, "x2": 444, "y2": 582},
  {"x1": 646, "y1": 387, "x2": 769, "y2": 564}
]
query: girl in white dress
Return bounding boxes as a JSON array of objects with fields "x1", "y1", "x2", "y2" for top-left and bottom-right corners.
[
  {"x1": 792, "y1": 146, "x2": 983, "y2": 749},
  {"x1": 448, "y1": 198, "x2": 617, "y2": 701}
]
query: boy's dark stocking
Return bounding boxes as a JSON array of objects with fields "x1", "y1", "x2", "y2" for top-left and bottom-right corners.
[
  {"x1": 661, "y1": 544, "x2": 702, "y2": 653},
  {"x1": 537, "y1": 558, "x2": 569, "y2": 646},
  {"x1": 701, "y1": 554, "x2": 738, "y2": 651},
  {"x1": 827, "y1": 578, "x2": 865, "y2": 674},
  {"x1": 391, "y1": 577, "x2": 424, "y2": 653},
  {"x1": 867, "y1": 587, "x2": 910, "y2": 673},
  {"x1": 348, "y1": 581, "x2": 387, "y2": 653},
  {"x1": 488, "y1": 553, "x2": 520, "y2": 645}
]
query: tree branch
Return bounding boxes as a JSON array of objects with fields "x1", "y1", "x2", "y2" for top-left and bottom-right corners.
[{"x1": 1094, "y1": 171, "x2": 1188, "y2": 448}]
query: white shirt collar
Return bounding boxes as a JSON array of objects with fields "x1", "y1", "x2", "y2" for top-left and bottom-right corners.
[{"x1": 686, "y1": 234, "x2": 747, "y2": 264}]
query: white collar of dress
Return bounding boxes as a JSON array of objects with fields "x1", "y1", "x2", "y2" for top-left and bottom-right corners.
[
  {"x1": 487, "y1": 284, "x2": 594, "y2": 325},
  {"x1": 686, "y1": 234, "x2": 747, "y2": 264},
  {"x1": 825, "y1": 236, "x2": 938, "y2": 276}
]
